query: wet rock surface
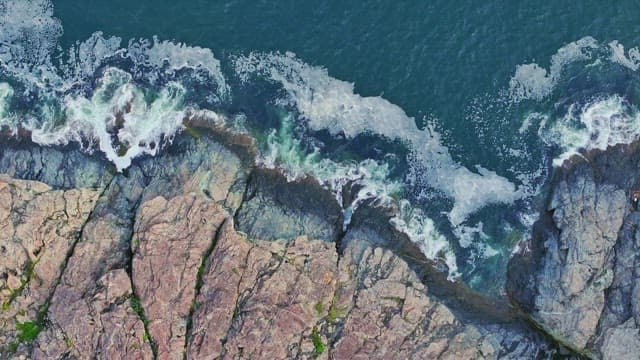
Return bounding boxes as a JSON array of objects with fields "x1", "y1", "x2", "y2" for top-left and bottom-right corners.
[
  {"x1": 0, "y1": 130, "x2": 585, "y2": 359},
  {"x1": 235, "y1": 168, "x2": 343, "y2": 243},
  {"x1": 509, "y1": 144, "x2": 640, "y2": 359}
]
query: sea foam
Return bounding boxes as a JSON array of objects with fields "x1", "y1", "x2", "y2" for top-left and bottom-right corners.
[
  {"x1": 258, "y1": 112, "x2": 460, "y2": 277},
  {"x1": 609, "y1": 40, "x2": 640, "y2": 72},
  {"x1": 0, "y1": 0, "x2": 62, "y2": 67},
  {"x1": 543, "y1": 95, "x2": 640, "y2": 166},
  {"x1": 0, "y1": 0, "x2": 229, "y2": 171},
  {"x1": 28, "y1": 68, "x2": 189, "y2": 171},
  {"x1": 508, "y1": 37, "x2": 599, "y2": 102},
  {"x1": 234, "y1": 52, "x2": 522, "y2": 227},
  {"x1": 510, "y1": 38, "x2": 640, "y2": 166}
]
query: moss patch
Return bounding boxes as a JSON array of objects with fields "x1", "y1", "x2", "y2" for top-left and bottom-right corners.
[
  {"x1": 6, "y1": 342, "x2": 18, "y2": 353},
  {"x1": 311, "y1": 326, "x2": 325, "y2": 355},
  {"x1": 314, "y1": 301, "x2": 324, "y2": 315},
  {"x1": 2, "y1": 259, "x2": 38, "y2": 310},
  {"x1": 130, "y1": 296, "x2": 148, "y2": 327},
  {"x1": 16, "y1": 321, "x2": 41, "y2": 342}
]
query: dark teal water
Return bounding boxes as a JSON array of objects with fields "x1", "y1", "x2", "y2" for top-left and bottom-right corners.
[
  {"x1": 53, "y1": 1, "x2": 640, "y2": 164},
  {"x1": 3, "y1": 1, "x2": 640, "y2": 294}
]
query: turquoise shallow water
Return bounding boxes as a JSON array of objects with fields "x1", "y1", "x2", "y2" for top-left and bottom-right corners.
[{"x1": 3, "y1": 1, "x2": 640, "y2": 294}]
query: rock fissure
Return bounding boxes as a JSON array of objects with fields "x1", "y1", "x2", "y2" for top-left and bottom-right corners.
[
  {"x1": 125, "y1": 192, "x2": 158, "y2": 360},
  {"x1": 184, "y1": 217, "x2": 228, "y2": 357}
]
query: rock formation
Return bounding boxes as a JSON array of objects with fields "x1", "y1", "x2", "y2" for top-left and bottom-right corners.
[
  {"x1": 0, "y1": 128, "x2": 581, "y2": 359},
  {"x1": 509, "y1": 143, "x2": 640, "y2": 360}
]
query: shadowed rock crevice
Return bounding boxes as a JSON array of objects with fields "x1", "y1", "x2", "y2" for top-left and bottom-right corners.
[
  {"x1": 234, "y1": 168, "x2": 343, "y2": 243},
  {"x1": 0, "y1": 139, "x2": 115, "y2": 190},
  {"x1": 184, "y1": 217, "x2": 229, "y2": 355},
  {"x1": 123, "y1": 185, "x2": 158, "y2": 359}
]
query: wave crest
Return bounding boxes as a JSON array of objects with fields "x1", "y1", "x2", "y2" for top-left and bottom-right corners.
[{"x1": 234, "y1": 52, "x2": 522, "y2": 226}]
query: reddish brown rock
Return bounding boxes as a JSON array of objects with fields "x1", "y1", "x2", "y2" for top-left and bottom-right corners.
[
  {"x1": 185, "y1": 217, "x2": 509, "y2": 360},
  {"x1": 220, "y1": 235, "x2": 338, "y2": 360},
  {"x1": 329, "y1": 242, "x2": 491, "y2": 360},
  {"x1": 186, "y1": 220, "x2": 255, "y2": 359},
  {"x1": 30, "y1": 174, "x2": 152, "y2": 360},
  {"x1": 132, "y1": 193, "x2": 227, "y2": 360},
  {"x1": 0, "y1": 175, "x2": 99, "y2": 352},
  {"x1": 0, "y1": 132, "x2": 562, "y2": 359}
]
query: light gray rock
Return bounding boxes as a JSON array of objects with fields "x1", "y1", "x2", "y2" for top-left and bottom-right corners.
[{"x1": 509, "y1": 145, "x2": 640, "y2": 358}]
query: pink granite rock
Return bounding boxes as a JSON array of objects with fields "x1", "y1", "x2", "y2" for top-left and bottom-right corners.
[
  {"x1": 132, "y1": 194, "x2": 227, "y2": 360},
  {"x1": 0, "y1": 175, "x2": 99, "y2": 352}
]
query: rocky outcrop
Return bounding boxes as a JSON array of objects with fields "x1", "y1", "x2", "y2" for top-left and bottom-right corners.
[
  {"x1": 508, "y1": 144, "x2": 640, "y2": 359},
  {"x1": 0, "y1": 175, "x2": 100, "y2": 354},
  {"x1": 32, "y1": 170, "x2": 150, "y2": 359},
  {"x1": 0, "y1": 130, "x2": 564, "y2": 359},
  {"x1": 0, "y1": 140, "x2": 113, "y2": 189}
]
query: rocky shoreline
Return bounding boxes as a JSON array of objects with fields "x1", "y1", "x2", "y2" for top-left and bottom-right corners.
[{"x1": 0, "y1": 124, "x2": 636, "y2": 359}]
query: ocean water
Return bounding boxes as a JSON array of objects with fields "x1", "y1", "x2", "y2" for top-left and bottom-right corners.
[{"x1": 2, "y1": 0, "x2": 640, "y2": 294}]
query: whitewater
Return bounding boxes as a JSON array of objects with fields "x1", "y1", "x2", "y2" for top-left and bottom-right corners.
[{"x1": 3, "y1": 0, "x2": 640, "y2": 287}]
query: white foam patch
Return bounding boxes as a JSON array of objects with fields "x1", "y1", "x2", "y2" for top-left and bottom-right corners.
[
  {"x1": 508, "y1": 37, "x2": 599, "y2": 102},
  {"x1": 28, "y1": 68, "x2": 193, "y2": 171},
  {"x1": 61, "y1": 32, "x2": 230, "y2": 97},
  {"x1": 541, "y1": 95, "x2": 640, "y2": 166},
  {"x1": 453, "y1": 222, "x2": 499, "y2": 260},
  {"x1": 234, "y1": 52, "x2": 522, "y2": 227},
  {"x1": 0, "y1": 0, "x2": 62, "y2": 66},
  {"x1": 391, "y1": 200, "x2": 459, "y2": 279},
  {"x1": 0, "y1": 0, "x2": 229, "y2": 171},
  {"x1": 61, "y1": 32, "x2": 123, "y2": 87},
  {"x1": 126, "y1": 36, "x2": 229, "y2": 97},
  {"x1": 0, "y1": 83, "x2": 14, "y2": 123},
  {"x1": 609, "y1": 40, "x2": 640, "y2": 71},
  {"x1": 261, "y1": 113, "x2": 403, "y2": 210}
]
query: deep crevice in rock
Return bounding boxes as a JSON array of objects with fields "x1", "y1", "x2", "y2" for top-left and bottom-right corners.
[
  {"x1": 120, "y1": 174, "x2": 158, "y2": 360},
  {"x1": 184, "y1": 217, "x2": 228, "y2": 358},
  {"x1": 31, "y1": 176, "x2": 116, "y2": 356}
]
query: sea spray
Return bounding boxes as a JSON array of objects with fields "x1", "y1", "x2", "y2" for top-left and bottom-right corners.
[
  {"x1": 28, "y1": 68, "x2": 188, "y2": 171},
  {"x1": 508, "y1": 37, "x2": 599, "y2": 102},
  {"x1": 0, "y1": 83, "x2": 14, "y2": 128},
  {"x1": 541, "y1": 95, "x2": 640, "y2": 166}
]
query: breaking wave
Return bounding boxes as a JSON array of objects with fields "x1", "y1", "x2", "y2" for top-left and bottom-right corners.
[
  {"x1": 509, "y1": 36, "x2": 640, "y2": 166},
  {"x1": 258, "y1": 112, "x2": 460, "y2": 277},
  {"x1": 234, "y1": 52, "x2": 522, "y2": 227},
  {"x1": 0, "y1": 24, "x2": 228, "y2": 170},
  {"x1": 508, "y1": 37, "x2": 599, "y2": 102},
  {"x1": 540, "y1": 96, "x2": 640, "y2": 166}
]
